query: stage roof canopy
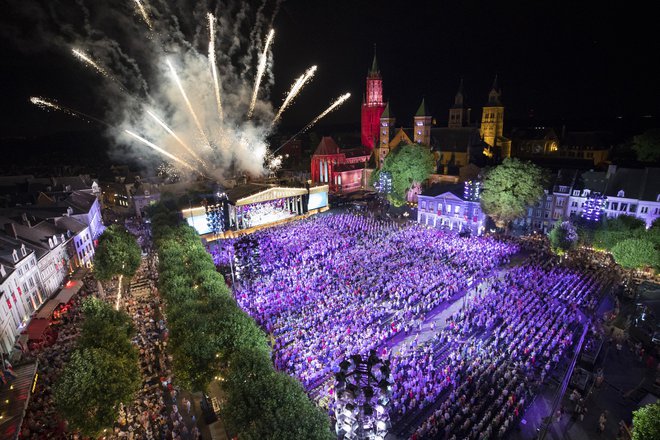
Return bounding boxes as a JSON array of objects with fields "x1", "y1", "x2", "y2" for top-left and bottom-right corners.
[{"x1": 225, "y1": 184, "x2": 324, "y2": 207}]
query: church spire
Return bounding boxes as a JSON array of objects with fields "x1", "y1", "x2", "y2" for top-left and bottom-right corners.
[
  {"x1": 453, "y1": 78, "x2": 465, "y2": 108},
  {"x1": 488, "y1": 74, "x2": 502, "y2": 105},
  {"x1": 415, "y1": 97, "x2": 428, "y2": 117},
  {"x1": 369, "y1": 44, "x2": 380, "y2": 77}
]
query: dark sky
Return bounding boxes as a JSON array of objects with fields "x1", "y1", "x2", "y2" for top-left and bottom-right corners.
[{"x1": 1, "y1": 0, "x2": 658, "y2": 139}]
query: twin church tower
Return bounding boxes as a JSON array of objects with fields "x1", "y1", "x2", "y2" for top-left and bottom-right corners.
[{"x1": 360, "y1": 50, "x2": 509, "y2": 159}]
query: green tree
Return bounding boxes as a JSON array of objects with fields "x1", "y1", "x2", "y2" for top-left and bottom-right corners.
[
  {"x1": 54, "y1": 348, "x2": 140, "y2": 437},
  {"x1": 611, "y1": 238, "x2": 660, "y2": 270},
  {"x1": 371, "y1": 143, "x2": 435, "y2": 206},
  {"x1": 93, "y1": 225, "x2": 141, "y2": 280},
  {"x1": 77, "y1": 297, "x2": 136, "y2": 357},
  {"x1": 480, "y1": 158, "x2": 547, "y2": 228},
  {"x1": 632, "y1": 129, "x2": 660, "y2": 162},
  {"x1": 548, "y1": 220, "x2": 578, "y2": 254},
  {"x1": 632, "y1": 402, "x2": 660, "y2": 440},
  {"x1": 224, "y1": 350, "x2": 332, "y2": 440}
]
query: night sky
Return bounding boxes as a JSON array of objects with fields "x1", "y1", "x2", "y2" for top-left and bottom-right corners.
[{"x1": 1, "y1": 0, "x2": 658, "y2": 140}]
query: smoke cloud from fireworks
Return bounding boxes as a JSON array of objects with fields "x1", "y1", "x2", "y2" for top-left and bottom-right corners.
[{"x1": 23, "y1": 1, "x2": 351, "y2": 182}]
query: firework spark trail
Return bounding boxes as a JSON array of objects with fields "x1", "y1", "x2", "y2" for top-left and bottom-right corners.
[
  {"x1": 72, "y1": 48, "x2": 110, "y2": 77},
  {"x1": 272, "y1": 65, "x2": 317, "y2": 125},
  {"x1": 247, "y1": 28, "x2": 275, "y2": 119},
  {"x1": 72, "y1": 47, "x2": 130, "y2": 92},
  {"x1": 302, "y1": 92, "x2": 351, "y2": 132},
  {"x1": 30, "y1": 97, "x2": 73, "y2": 115},
  {"x1": 273, "y1": 93, "x2": 352, "y2": 155},
  {"x1": 207, "y1": 13, "x2": 223, "y2": 122},
  {"x1": 134, "y1": 0, "x2": 154, "y2": 31},
  {"x1": 166, "y1": 58, "x2": 210, "y2": 147},
  {"x1": 124, "y1": 129, "x2": 203, "y2": 175},
  {"x1": 30, "y1": 96, "x2": 112, "y2": 126},
  {"x1": 146, "y1": 109, "x2": 206, "y2": 164}
]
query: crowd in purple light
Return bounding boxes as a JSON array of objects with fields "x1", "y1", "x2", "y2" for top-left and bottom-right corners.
[
  {"x1": 230, "y1": 214, "x2": 514, "y2": 395},
  {"x1": 402, "y1": 259, "x2": 610, "y2": 439},
  {"x1": 221, "y1": 212, "x2": 614, "y2": 438}
]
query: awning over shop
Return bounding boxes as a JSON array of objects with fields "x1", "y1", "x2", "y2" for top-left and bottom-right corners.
[
  {"x1": 25, "y1": 319, "x2": 50, "y2": 341},
  {"x1": 55, "y1": 280, "x2": 82, "y2": 304},
  {"x1": 0, "y1": 361, "x2": 38, "y2": 440},
  {"x1": 35, "y1": 300, "x2": 60, "y2": 319}
]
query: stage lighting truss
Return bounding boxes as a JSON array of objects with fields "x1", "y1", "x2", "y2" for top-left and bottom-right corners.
[
  {"x1": 203, "y1": 199, "x2": 226, "y2": 235},
  {"x1": 334, "y1": 350, "x2": 393, "y2": 440}
]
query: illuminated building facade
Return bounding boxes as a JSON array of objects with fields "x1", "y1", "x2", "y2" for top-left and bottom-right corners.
[
  {"x1": 311, "y1": 137, "x2": 370, "y2": 193},
  {"x1": 361, "y1": 51, "x2": 386, "y2": 151},
  {"x1": 480, "y1": 76, "x2": 511, "y2": 158}
]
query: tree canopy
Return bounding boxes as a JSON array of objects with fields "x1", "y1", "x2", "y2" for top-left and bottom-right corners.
[
  {"x1": 632, "y1": 129, "x2": 660, "y2": 162},
  {"x1": 577, "y1": 215, "x2": 660, "y2": 270},
  {"x1": 149, "y1": 202, "x2": 333, "y2": 438},
  {"x1": 611, "y1": 238, "x2": 660, "y2": 270},
  {"x1": 371, "y1": 143, "x2": 435, "y2": 206},
  {"x1": 480, "y1": 158, "x2": 547, "y2": 228},
  {"x1": 632, "y1": 402, "x2": 660, "y2": 440},
  {"x1": 548, "y1": 220, "x2": 578, "y2": 255},
  {"x1": 93, "y1": 224, "x2": 142, "y2": 280},
  {"x1": 54, "y1": 298, "x2": 140, "y2": 437}
]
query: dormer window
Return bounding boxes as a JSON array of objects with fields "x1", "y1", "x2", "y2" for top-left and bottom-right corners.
[
  {"x1": 12, "y1": 249, "x2": 18, "y2": 263},
  {"x1": 0, "y1": 264, "x2": 5, "y2": 277},
  {"x1": 48, "y1": 238, "x2": 54, "y2": 249},
  {"x1": 582, "y1": 189, "x2": 590, "y2": 197},
  {"x1": 20, "y1": 244, "x2": 27, "y2": 257},
  {"x1": 617, "y1": 190, "x2": 624, "y2": 198},
  {"x1": 657, "y1": 194, "x2": 660, "y2": 202},
  {"x1": 53, "y1": 235, "x2": 59, "y2": 245}
]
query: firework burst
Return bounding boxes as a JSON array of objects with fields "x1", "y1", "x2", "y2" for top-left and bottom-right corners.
[{"x1": 30, "y1": 3, "x2": 351, "y2": 182}]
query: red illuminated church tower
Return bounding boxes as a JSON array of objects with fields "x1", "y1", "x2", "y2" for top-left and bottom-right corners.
[{"x1": 361, "y1": 49, "x2": 386, "y2": 151}]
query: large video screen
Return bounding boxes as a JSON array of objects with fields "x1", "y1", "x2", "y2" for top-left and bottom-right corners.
[
  {"x1": 308, "y1": 191, "x2": 328, "y2": 210},
  {"x1": 185, "y1": 214, "x2": 211, "y2": 235}
]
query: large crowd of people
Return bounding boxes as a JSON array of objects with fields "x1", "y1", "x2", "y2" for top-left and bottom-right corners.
[
  {"x1": 231, "y1": 213, "x2": 518, "y2": 406},
  {"x1": 107, "y1": 220, "x2": 201, "y2": 440},
  {"x1": 18, "y1": 276, "x2": 94, "y2": 439},
  {"x1": 225, "y1": 212, "x2": 617, "y2": 438},
  {"x1": 13, "y1": 208, "x2": 625, "y2": 439}
]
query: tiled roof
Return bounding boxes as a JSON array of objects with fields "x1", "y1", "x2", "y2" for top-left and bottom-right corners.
[{"x1": 313, "y1": 137, "x2": 341, "y2": 156}]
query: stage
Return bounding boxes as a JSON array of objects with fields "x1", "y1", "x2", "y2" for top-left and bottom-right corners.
[{"x1": 181, "y1": 183, "x2": 329, "y2": 240}]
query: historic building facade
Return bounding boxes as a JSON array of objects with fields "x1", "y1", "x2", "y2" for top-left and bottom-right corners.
[
  {"x1": 361, "y1": 52, "x2": 386, "y2": 151},
  {"x1": 310, "y1": 137, "x2": 370, "y2": 193}
]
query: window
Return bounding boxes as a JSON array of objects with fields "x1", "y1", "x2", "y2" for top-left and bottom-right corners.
[
  {"x1": 573, "y1": 190, "x2": 580, "y2": 196},
  {"x1": 629, "y1": 204, "x2": 637, "y2": 212},
  {"x1": 421, "y1": 201, "x2": 426, "y2": 209},
  {"x1": 641, "y1": 206, "x2": 649, "y2": 214},
  {"x1": 552, "y1": 211, "x2": 561, "y2": 220},
  {"x1": 447, "y1": 204, "x2": 452, "y2": 213},
  {"x1": 571, "y1": 201, "x2": 578, "y2": 207},
  {"x1": 544, "y1": 211, "x2": 550, "y2": 218},
  {"x1": 556, "y1": 198, "x2": 564, "y2": 207},
  {"x1": 536, "y1": 209, "x2": 542, "y2": 217},
  {"x1": 545, "y1": 201, "x2": 551, "y2": 209},
  {"x1": 455, "y1": 205, "x2": 460, "y2": 213},
  {"x1": 620, "y1": 203, "x2": 628, "y2": 211},
  {"x1": 610, "y1": 202, "x2": 618, "y2": 210}
]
